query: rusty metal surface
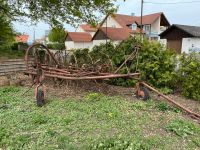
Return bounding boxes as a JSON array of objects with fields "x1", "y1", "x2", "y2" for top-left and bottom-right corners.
[
  {"x1": 25, "y1": 43, "x2": 60, "y2": 71},
  {"x1": 140, "y1": 82, "x2": 200, "y2": 121},
  {"x1": 24, "y1": 43, "x2": 141, "y2": 81}
]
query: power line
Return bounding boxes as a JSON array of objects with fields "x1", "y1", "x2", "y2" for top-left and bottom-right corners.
[{"x1": 144, "y1": 0, "x2": 200, "y2": 4}]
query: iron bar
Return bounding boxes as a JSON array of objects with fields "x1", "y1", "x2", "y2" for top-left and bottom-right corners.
[
  {"x1": 141, "y1": 82, "x2": 200, "y2": 119},
  {"x1": 25, "y1": 71, "x2": 140, "y2": 80}
]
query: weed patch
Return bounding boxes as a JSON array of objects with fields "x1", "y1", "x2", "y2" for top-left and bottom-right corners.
[
  {"x1": 84, "y1": 92, "x2": 102, "y2": 101},
  {"x1": 32, "y1": 114, "x2": 49, "y2": 125},
  {"x1": 155, "y1": 102, "x2": 181, "y2": 113},
  {"x1": 89, "y1": 136, "x2": 164, "y2": 150},
  {"x1": 0, "y1": 86, "x2": 199, "y2": 149},
  {"x1": 166, "y1": 119, "x2": 200, "y2": 137},
  {"x1": 131, "y1": 101, "x2": 148, "y2": 111}
]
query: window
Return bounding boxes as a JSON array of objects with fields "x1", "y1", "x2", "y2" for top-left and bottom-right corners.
[
  {"x1": 144, "y1": 25, "x2": 151, "y2": 32},
  {"x1": 132, "y1": 23, "x2": 137, "y2": 30}
]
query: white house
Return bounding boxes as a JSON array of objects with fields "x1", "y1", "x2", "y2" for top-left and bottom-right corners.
[
  {"x1": 101, "y1": 12, "x2": 170, "y2": 40},
  {"x1": 92, "y1": 27, "x2": 131, "y2": 46},
  {"x1": 160, "y1": 24, "x2": 200, "y2": 54},
  {"x1": 65, "y1": 32, "x2": 93, "y2": 50},
  {"x1": 65, "y1": 12, "x2": 170, "y2": 50}
]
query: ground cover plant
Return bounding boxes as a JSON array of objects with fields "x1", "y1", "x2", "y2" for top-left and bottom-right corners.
[{"x1": 0, "y1": 86, "x2": 200, "y2": 149}]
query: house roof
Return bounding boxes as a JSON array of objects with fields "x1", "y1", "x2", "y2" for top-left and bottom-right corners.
[
  {"x1": 94, "y1": 27, "x2": 131, "y2": 41},
  {"x1": 159, "y1": 24, "x2": 200, "y2": 38},
  {"x1": 136, "y1": 12, "x2": 163, "y2": 25},
  {"x1": 66, "y1": 32, "x2": 92, "y2": 42},
  {"x1": 112, "y1": 14, "x2": 136, "y2": 28},
  {"x1": 16, "y1": 34, "x2": 29, "y2": 43},
  {"x1": 113, "y1": 12, "x2": 170, "y2": 27},
  {"x1": 80, "y1": 24, "x2": 98, "y2": 32}
]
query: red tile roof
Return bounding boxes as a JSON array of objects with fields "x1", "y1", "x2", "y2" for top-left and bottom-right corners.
[
  {"x1": 80, "y1": 24, "x2": 98, "y2": 32},
  {"x1": 112, "y1": 14, "x2": 136, "y2": 28},
  {"x1": 16, "y1": 34, "x2": 29, "y2": 43},
  {"x1": 66, "y1": 32, "x2": 92, "y2": 42},
  {"x1": 113, "y1": 12, "x2": 167, "y2": 26},
  {"x1": 137, "y1": 12, "x2": 163, "y2": 25},
  {"x1": 100, "y1": 27, "x2": 131, "y2": 40}
]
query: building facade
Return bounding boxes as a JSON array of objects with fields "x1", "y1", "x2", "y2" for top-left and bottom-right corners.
[
  {"x1": 160, "y1": 24, "x2": 200, "y2": 54},
  {"x1": 65, "y1": 12, "x2": 170, "y2": 50}
]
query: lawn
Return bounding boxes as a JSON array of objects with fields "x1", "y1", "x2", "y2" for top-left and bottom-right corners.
[{"x1": 0, "y1": 86, "x2": 200, "y2": 150}]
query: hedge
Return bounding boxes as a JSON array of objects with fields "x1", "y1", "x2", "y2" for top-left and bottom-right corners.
[
  {"x1": 69, "y1": 38, "x2": 200, "y2": 101},
  {"x1": 46, "y1": 43, "x2": 65, "y2": 50}
]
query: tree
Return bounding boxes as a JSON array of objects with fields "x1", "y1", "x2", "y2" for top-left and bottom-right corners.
[
  {"x1": 48, "y1": 27, "x2": 66, "y2": 43},
  {"x1": 0, "y1": 0, "x2": 116, "y2": 27},
  {"x1": 0, "y1": 13, "x2": 14, "y2": 44}
]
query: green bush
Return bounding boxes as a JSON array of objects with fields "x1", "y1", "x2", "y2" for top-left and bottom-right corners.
[
  {"x1": 0, "y1": 43, "x2": 25, "y2": 58},
  {"x1": 177, "y1": 52, "x2": 200, "y2": 100},
  {"x1": 46, "y1": 43, "x2": 65, "y2": 50},
  {"x1": 12, "y1": 42, "x2": 29, "y2": 51},
  {"x1": 70, "y1": 48, "x2": 92, "y2": 67},
  {"x1": 113, "y1": 38, "x2": 176, "y2": 88},
  {"x1": 68, "y1": 37, "x2": 200, "y2": 101},
  {"x1": 138, "y1": 40, "x2": 176, "y2": 88},
  {"x1": 69, "y1": 38, "x2": 176, "y2": 88}
]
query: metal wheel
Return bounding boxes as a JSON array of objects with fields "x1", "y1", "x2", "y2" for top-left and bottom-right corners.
[
  {"x1": 136, "y1": 86, "x2": 150, "y2": 101},
  {"x1": 25, "y1": 43, "x2": 60, "y2": 71},
  {"x1": 36, "y1": 89, "x2": 45, "y2": 107}
]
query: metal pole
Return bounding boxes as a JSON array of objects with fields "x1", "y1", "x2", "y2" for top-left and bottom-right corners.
[
  {"x1": 141, "y1": 82, "x2": 200, "y2": 119},
  {"x1": 106, "y1": 13, "x2": 108, "y2": 51},
  {"x1": 140, "y1": 0, "x2": 144, "y2": 41},
  {"x1": 136, "y1": 0, "x2": 144, "y2": 72}
]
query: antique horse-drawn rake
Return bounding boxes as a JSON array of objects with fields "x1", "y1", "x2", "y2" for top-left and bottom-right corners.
[
  {"x1": 24, "y1": 43, "x2": 200, "y2": 121},
  {"x1": 24, "y1": 43, "x2": 149, "y2": 106}
]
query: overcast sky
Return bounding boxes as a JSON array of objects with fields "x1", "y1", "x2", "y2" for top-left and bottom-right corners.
[{"x1": 14, "y1": 0, "x2": 200, "y2": 42}]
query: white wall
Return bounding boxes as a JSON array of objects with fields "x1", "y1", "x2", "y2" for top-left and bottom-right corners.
[
  {"x1": 65, "y1": 41, "x2": 93, "y2": 50},
  {"x1": 93, "y1": 40, "x2": 122, "y2": 47},
  {"x1": 159, "y1": 39, "x2": 167, "y2": 46},
  {"x1": 102, "y1": 15, "x2": 122, "y2": 28},
  {"x1": 89, "y1": 32, "x2": 95, "y2": 37},
  {"x1": 66, "y1": 40, "x2": 122, "y2": 51},
  {"x1": 74, "y1": 42, "x2": 93, "y2": 50},
  {"x1": 65, "y1": 41, "x2": 74, "y2": 50},
  {"x1": 182, "y1": 38, "x2": 200, "y2": 53},
  {"x1": 151, "y1": 17, "x2": 160, "y2": 34},
  {"x1": 93, "y1": 40, "x2": 107, "y2": 46}
]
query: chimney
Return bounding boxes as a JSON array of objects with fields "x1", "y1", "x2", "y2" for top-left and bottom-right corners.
[{"x1": 131, "y1": 13, "x2": 135, "y2": 16}]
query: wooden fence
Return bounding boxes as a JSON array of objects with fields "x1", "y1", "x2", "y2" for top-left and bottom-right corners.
[{"x1": 0, "y1": 59, "x2": 32, "y2": 76}]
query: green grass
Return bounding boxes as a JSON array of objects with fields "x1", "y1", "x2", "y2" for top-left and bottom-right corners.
[{"x1": 0, "y1": 86, "x2": 200, "y2": 150}]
